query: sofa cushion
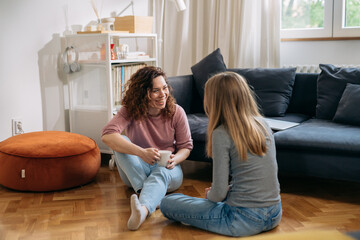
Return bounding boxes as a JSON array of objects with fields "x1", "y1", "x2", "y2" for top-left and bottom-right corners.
[
  {"x1": 188, "y1": 113, "x2": 309, "y2": 142},
  {"x1": 187, "y1": 113, "x2": 208, "y2": 141},
  {"x1": 274, "y1": 119, "x2": 360, "y2": 154},
  {"x1": 230, "y1": 68, "x2": 296, "y2": 117},
  {"x1": 316, "y1": 64, "x2": 360, "y2": 120},
  {"x1": 191, "y1": 48, "x2": 227, "y2": 100},
  {"x1": 168, "y1": 75, "x2": 194, "y2": 114},
  {"x1": 286, "y1": 73, "x2": 318, "y2": 117},
  {"x1": 333, "y1": 83, "x2": 360, "y2": 126}
]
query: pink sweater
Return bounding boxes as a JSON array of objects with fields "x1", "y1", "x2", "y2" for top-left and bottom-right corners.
[{"x1": 101, "y1": 104, "x2": 193, "y2": 153}]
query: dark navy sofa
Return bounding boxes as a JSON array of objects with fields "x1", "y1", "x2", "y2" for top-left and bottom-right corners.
[{"x1": 168, "y1": 66, "x2": 360, "y2": 183}]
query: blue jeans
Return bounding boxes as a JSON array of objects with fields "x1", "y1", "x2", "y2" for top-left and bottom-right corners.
[
  {"x1": 160, "y1": 193, "x2": 282, "y2": 237},
  {"x1": 113, "y1": 137, "x2": 183, "y2": 214}
]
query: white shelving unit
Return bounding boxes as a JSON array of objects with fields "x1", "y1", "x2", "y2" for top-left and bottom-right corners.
[{"x1": 62, "y1": 33, "x2": 158, "y2": 153}]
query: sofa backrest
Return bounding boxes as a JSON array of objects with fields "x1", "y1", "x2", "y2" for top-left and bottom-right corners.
[
  {"x1": 168, "y1": 74, "x2": 202, "y2": 114},
  {"x1": 168, "y1": 74, "x2": 205, "y2": 114},
  {"x1": 168, "y1": 71, "x2": 319, "y2": 117},
  {"x1": 287, "y1": 73, "x2": 318, "y2": 117}
]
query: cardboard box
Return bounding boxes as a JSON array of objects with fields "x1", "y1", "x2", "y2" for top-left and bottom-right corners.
[{"x1": 114, "y1": 16, "x2": 153, "y2": 33}]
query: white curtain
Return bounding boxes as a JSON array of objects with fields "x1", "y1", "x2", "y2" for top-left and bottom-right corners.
[{"x1": 151, "y1": 0, "x2": 280, "y2": 76}]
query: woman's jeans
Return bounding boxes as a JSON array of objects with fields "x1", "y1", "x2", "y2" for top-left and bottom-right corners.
[
  {"x1": 160, "y1": 193, "x2": 282, "y2": 237},
  {"x1": 113, "y1": 137, "x2": 183, "y2": 214}
]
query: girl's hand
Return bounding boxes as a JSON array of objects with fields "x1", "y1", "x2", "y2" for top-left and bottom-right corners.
[
  {"x1": 205, "y1": 187, "x2": 211, "y2": 198},
  {"x1": 141, "y1": 148, "x2": 160, "y2": 165},
  {"x1": 166, "y1": 154, "x2": 176, "y2": 169}
]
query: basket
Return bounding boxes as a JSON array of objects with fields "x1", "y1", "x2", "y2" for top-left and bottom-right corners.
[{"x1": 114, "y1": 16, "x2": 153, "y2": 33}]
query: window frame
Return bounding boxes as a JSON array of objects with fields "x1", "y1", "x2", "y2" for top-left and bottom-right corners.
[
  {"x1": 281, "y1": 0, "x2": 360, "y2": 39},
  {"x1": 333, "y1": 0, "x2": 360, "y2": 37}
]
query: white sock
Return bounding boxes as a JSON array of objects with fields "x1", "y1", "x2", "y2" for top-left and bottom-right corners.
[{"x1": 127, "y1": 194, "x2": 147, "y2": 230}]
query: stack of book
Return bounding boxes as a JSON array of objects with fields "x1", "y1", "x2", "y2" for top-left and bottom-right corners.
[{"x1": 112, "y1": 63, "x2": 147, "y2": 107}]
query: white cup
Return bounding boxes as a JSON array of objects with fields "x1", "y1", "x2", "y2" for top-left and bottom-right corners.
[
  {"x1": 158, "y1": 150, "x2": 172, "y2": 167},
  {"x1": 102, "y1": 22, "x2": 114, "y2": 31}
]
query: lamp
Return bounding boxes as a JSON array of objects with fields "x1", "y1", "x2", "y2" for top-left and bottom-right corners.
[
  {"x1": 116, "y1": 0, "x2": 134, "y2": 17},
  {"x1": 158, "y1": 0, "x2": 186, "y2": 67}
]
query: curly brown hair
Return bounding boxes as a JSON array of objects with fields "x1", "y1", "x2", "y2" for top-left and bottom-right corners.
[{"x1": 122, "y1": 66, "x2": 176, "y2": 121}]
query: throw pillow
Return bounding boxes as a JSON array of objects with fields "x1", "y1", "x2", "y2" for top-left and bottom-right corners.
[
  {"x1": 333, "y1": 83, "x2": 360, "y2": 126},
  {"x1": 316, "y1": 64, "x2": 360, "y2": 120},
  {"x1": 191, "y1": 48, "x2": 227, "y2": 100},
  {"x1": 230, "y1": 68, "x2": 296, "y2": 117}
]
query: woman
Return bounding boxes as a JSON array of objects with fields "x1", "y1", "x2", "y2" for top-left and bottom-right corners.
[
  {"x1": 101, "y1": 66, "x2": 193, "y2": 231},
  {"x1": 160, "y1": 72, "x2": 281, "y2": 237}
]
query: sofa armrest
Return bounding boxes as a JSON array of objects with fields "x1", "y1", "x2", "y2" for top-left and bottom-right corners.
[{"x1": 168, "y1": 75, "x2": 194, "y2": 114}]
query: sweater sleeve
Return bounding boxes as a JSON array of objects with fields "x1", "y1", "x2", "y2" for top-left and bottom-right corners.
[
  {"x1": 207, "y1": 127, "x2": 231, "y2": 202},
  {"x1": 173, "y1": 105, "x2": 193, "y2": 151},
  {"x1": 101, "y1": 107, "x2": 130, "y2": 136}
]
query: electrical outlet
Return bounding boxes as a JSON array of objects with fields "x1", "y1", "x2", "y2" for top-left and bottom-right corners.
[{"x1": 12, "y1": 119, "x2": 23, "y2": 136}]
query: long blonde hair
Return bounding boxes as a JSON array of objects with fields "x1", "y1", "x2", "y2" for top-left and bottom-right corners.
[{"x1": 204, "y1": 71, "x2": 269, "y2": 160}]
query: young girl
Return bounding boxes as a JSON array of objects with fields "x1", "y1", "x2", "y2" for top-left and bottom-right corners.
[
  {"x1": 102, "y1": 66, "x2": 193, "y2": 230},
  {"x1": 160, "y1": 71, "x2": 281, "y2": 237}
]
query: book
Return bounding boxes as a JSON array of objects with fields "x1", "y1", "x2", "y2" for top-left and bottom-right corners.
[{"x1": 112, "y1": 63, "x2": 147, "y2": 108}]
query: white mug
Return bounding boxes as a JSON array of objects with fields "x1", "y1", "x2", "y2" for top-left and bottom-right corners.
[
  {"x1": 102, "y1": 22, "x2": 114, "y2": 31},
  {"x1": 158, "y1": 150, "x2": 172, "y2": 167}
]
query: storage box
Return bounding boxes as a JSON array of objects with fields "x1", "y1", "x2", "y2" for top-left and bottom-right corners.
[{"x1": 114, "y1": 16, "x2": 153, "y2": 33}]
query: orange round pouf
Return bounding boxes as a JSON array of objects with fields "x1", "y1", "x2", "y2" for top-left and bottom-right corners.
[{"x1": 0, "y1": 131, "x2": 101, "y2": 192}]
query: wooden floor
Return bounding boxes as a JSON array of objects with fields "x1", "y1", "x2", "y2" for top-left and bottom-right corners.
[{"x1": 0, "y1": 160, "x2": 360, "y2": 240}]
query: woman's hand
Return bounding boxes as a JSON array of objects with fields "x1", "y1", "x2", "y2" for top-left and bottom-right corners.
[
  {"x1": 166, "y1": 154, "x2": 176, "y2": 169},
  {"x1": 164, "y1": 148, "x2": 190, "y2": 169},
  {"x1": 140, "y1": 148, "x2": 160, "y2": 165}
]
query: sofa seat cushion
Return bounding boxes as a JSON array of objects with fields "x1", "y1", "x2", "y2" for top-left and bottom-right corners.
[
  {"x1": 187, "y1": 113, "x2": 208, "y2": 141},
  {"x1": 188, "y1": 113, "x2": 310, "y2": 142},
  {"x1": 275, "y1": 119, "x2": 360, "y2": 154}
]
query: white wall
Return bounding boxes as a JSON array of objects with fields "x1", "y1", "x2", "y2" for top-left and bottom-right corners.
[
  {"x1": 280, "y1": 40, "x2": 360, "y2": 67},
  {"x1": 0, "y1": 0, "x2": 148, "y2": 142}
]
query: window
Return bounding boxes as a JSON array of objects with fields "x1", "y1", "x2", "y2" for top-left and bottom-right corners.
[
  {"x1": 281, "y1": 0, "x2": 360, "y2": 39},
  {"x1": 334, "y1": 0, "x2": 360, "y2": 37}
]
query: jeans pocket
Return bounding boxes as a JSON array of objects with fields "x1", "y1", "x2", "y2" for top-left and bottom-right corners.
[
  {"x1": 270, "y1": 205, "x2": 282, "y2": 228},
  {"x1": 263, "y1": 203, "x2": 282, "y2": 231},
  {"x1": 229, "y1": 207, "x2": 264, "y2": 237}
]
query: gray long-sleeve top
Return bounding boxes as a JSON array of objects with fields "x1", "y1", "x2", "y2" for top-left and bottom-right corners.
[{"x1": 206, "y1": 123, "x2": 281, "y2": 207}]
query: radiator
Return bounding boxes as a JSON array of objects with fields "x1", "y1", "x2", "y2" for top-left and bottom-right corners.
[{"x1": 282, "y1": 64, "x2": 360, "y2": 73}]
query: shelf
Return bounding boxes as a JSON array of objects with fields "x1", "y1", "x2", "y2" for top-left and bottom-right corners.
[
  {"x1": 71, "y1": 105, "x2": 107, "y2": 111},
  {"x1": 64, "y1": 33, "x2": 157, "y2": 153},
  {"x1": 111, "y1": 58, "x2": 156, "y2": 64},
  {"x1": 77, "y1": 30, "x2": 129, "y2": 34},
  {"x1": 66, "y1": 33, "x2": 157, "y2": 38},
  {"x1": 78, "y1": 58, "x2": 156, "y2": 65},
  {"x1": 79, "y1": 60, "x2": 106, "y2": 65}
]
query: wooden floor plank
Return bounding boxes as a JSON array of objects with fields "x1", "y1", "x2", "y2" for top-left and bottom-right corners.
[{"x1": 0, "y1": 160, "x2": 359, "y2": 240}]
